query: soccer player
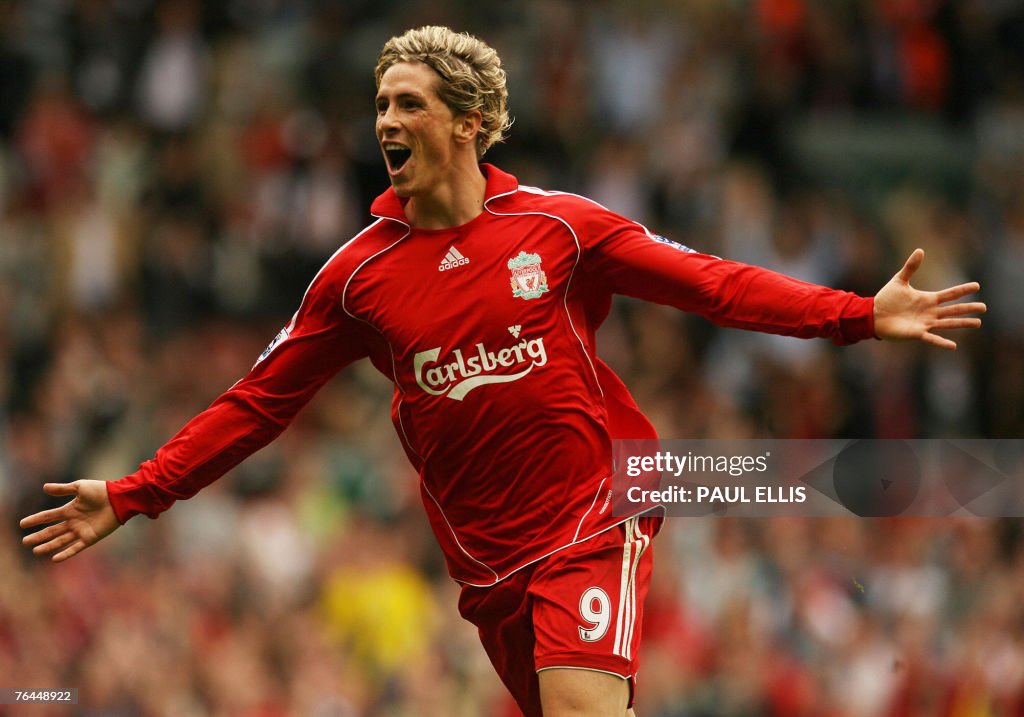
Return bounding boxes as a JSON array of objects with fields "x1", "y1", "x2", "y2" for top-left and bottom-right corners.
[{"x1": 21, "y1": 26, "x2": 985, "y2": 717}]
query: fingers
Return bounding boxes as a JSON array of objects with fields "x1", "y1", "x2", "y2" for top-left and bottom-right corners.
[
  {"x1": 22, "y1": 522, "x2": 68, "y2": 547},
  {"x1": 937, "y1": 301, "x2": 987, "y2": 317},
  {"x1": 921, "y1": 331, "x2": 957, "y2": 351},
  {"x1": 32, "y1": 530, "x2": 78, "y2": 557},
  {"x1": 22, "y1": 516, "x2": 82, "y2": 559},
  {"x1": 42, "y1": 482, "x2": 80, "y2": 497},
  {"x1": 19, "y1": 505, "x2": 72, "y2": 530},
  {"x1": 934, "y1": 318, "x2": 982, "y2": 330},
  {"x1": 22, "y1": 519, "x2": 94, "y2": 561},
  {"x1": 53, "y1": 540, "x2": 87, "y2": 563},
  {"x1": 896, "y1": 248, "x2": 925, "y2": 283},
  {"x1": 935, "y1": 283, "x2": 982, "y2": 304},
  {"x1": 19, "y1": 483, "x2": 80, "y2": 529}
]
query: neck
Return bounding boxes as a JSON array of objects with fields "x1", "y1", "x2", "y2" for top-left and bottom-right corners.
[{"x1": 405, "y1": 162, "x2": 487, "y2": 229}]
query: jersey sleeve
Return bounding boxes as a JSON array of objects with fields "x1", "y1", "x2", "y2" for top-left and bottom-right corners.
[
  {"x1": 106, "y1": 266, "x2": 373, "y2": 523},
  {"x1": 578, "y1": 203, "x2": 875, "y2": 345}
]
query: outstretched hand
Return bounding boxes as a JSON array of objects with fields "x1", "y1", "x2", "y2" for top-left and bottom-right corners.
[
  {"x1": 874, "y1": 249, "x2": 986, "y2": 350},
  {"x1": 20, "y1": 480, "x2": 120, "y2": 562}
]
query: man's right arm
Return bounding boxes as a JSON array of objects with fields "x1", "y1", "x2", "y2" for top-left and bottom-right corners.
[
  {"x1": 107, "y1": 275, "x2": 373, "y2": 522},
  {"x1": 22, "y1": 253, "x2": 374, "y2": 560}
]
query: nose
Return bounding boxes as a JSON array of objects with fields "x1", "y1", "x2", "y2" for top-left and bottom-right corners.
[{"x1": 377, "y1": 105, "x2": 399, "y2": 136}]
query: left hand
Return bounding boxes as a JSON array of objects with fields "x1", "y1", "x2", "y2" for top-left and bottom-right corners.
[{"x1": 874, "y1": 248, "x2": 986, "y2": 350}]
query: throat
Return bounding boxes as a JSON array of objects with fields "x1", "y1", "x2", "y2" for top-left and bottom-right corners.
[
  {"x1": 406, "y1": 195, "x2": 484, "y2": 230},
  {"x1": 403, "y1": 165, "x2": 487, "y2": 229}
]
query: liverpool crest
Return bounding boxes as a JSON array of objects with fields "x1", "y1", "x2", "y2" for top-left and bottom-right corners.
[{"x1": 507, "y1": 251, "x2": 549, "y2": 300}]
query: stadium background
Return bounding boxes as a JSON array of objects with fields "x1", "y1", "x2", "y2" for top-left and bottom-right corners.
[{"x1": 2, "y1": 0, "x2": 1023, "y2": 714}]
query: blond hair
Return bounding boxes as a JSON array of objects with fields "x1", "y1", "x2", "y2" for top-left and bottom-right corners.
[{"x1": 375, "y1": 26, "x2": 511, "y2": 158}]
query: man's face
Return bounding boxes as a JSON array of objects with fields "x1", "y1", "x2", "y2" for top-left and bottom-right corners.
[{"x1": 375, "y1": 61, "x2": 461, "y2": 198}]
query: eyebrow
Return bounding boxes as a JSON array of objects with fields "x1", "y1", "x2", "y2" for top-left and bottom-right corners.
[{"x1": 375, "y1": 90, "x2": 429, "y2": 105}]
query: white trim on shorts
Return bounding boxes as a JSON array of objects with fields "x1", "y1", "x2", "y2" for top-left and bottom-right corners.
[{"x1": 535, "y1": 666, "x2": 631, "y2": 680}]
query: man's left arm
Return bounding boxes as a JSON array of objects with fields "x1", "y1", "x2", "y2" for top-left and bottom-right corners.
[{"x1": 584, "y1": 216, "x2": 983, "y2": 347}]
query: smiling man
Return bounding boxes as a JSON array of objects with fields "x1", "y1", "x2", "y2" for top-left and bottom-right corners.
[
  {"x1": 374, "y1": 33, "x2": 505, "y2": 228},
  {"x1": 21, "y1": 26, "x2": 986, "y2": 717}
]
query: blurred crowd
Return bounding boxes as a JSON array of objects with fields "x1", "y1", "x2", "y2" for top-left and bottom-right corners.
[{"x1": 2, "y1": 0, "x2": 1024, "y2": 715}]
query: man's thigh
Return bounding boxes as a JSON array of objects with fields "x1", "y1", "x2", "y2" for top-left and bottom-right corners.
[{"x1": 538, "y1": 667, "x2": 630, "y2": 717}]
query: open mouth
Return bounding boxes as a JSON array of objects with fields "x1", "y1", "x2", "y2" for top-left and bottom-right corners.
[{"x1": 383, "y1": 143, "x2": 412, "y2": 173}]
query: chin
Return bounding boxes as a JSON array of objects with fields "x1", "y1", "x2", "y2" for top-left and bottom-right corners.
[{"x1": 391, "y1": 182, "x2": 413, "y2": 198}]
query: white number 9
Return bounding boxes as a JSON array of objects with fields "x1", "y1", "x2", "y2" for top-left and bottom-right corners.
[{"x1": 578, "y1": 587, "x2": 611, "y2": 642}]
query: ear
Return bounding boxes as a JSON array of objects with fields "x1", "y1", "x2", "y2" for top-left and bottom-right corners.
[{"x1": 454, "y1": 109, "x2": 483, "y2": 147}]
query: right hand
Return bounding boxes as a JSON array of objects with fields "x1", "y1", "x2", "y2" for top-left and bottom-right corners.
[{"x1": 20, "y1": 480, "x2": 121, "y2": 562}]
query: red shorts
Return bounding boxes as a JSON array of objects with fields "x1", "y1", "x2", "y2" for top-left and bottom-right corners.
[{"x1": 458, "y1": 514, "x2": 661, "y2": 717}]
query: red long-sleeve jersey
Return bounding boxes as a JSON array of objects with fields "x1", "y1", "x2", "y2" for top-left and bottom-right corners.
[{"x1": 107, "y1": 164, "x2": 875, "y2": 585}]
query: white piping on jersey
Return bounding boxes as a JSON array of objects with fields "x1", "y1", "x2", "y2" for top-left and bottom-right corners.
[
  {"x1": 238, "y1": 219, "x2": 387, "y2": 389},
  {"x1": 388, "y1": 341, "x2": 422, "y2": 464},
  {"x1": 573, "y1": 477, "x2": 607, "y2": 543},
  {"x1": 483, "y1": 188, "x2": 604, "y2": 399},
  {"x1": 340, "y1": 218, "x2": 408, "y2": 322},
  {"x1": 346, "y1": 214, "x2": 498, "y2": 582},
  {"x1": 518, "y1": 184, "x2": 659, "y2": 240},
  {"x1": 516, "y1": 184, "x2": 707, "y2": 256},
  {"x1": 420, "y1": 479, "x2": 501, "y2": 583},
  {"x1": 340, "y1": 217, "x2": 424, "y2": 466},
  {"x1": 455, "y1": 509, "x2": 656, "y2": 588}
]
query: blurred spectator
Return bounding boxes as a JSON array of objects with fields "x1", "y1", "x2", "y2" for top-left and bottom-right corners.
[
  {"x1": 66, "y1": 0, "x2": 145, "y2": 117},
  {"x1": 135, "y1": 0, "x2": 208, "y2": 133},
  {"x1": 0, "y1": 0, "x2": 34, "y2": 142},
  {"x1": 16, "y1": 72, "x2": 94, "y2": 211}
]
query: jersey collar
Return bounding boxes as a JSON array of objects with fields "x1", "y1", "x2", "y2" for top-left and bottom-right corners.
[{"x1": 369, "y1": 163, "x2": 519, "y2": 224}]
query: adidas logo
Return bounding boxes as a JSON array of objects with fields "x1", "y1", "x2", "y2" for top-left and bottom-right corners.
[{"x1": 438, "y1": 246, "x2": 470, "y2": 272}]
